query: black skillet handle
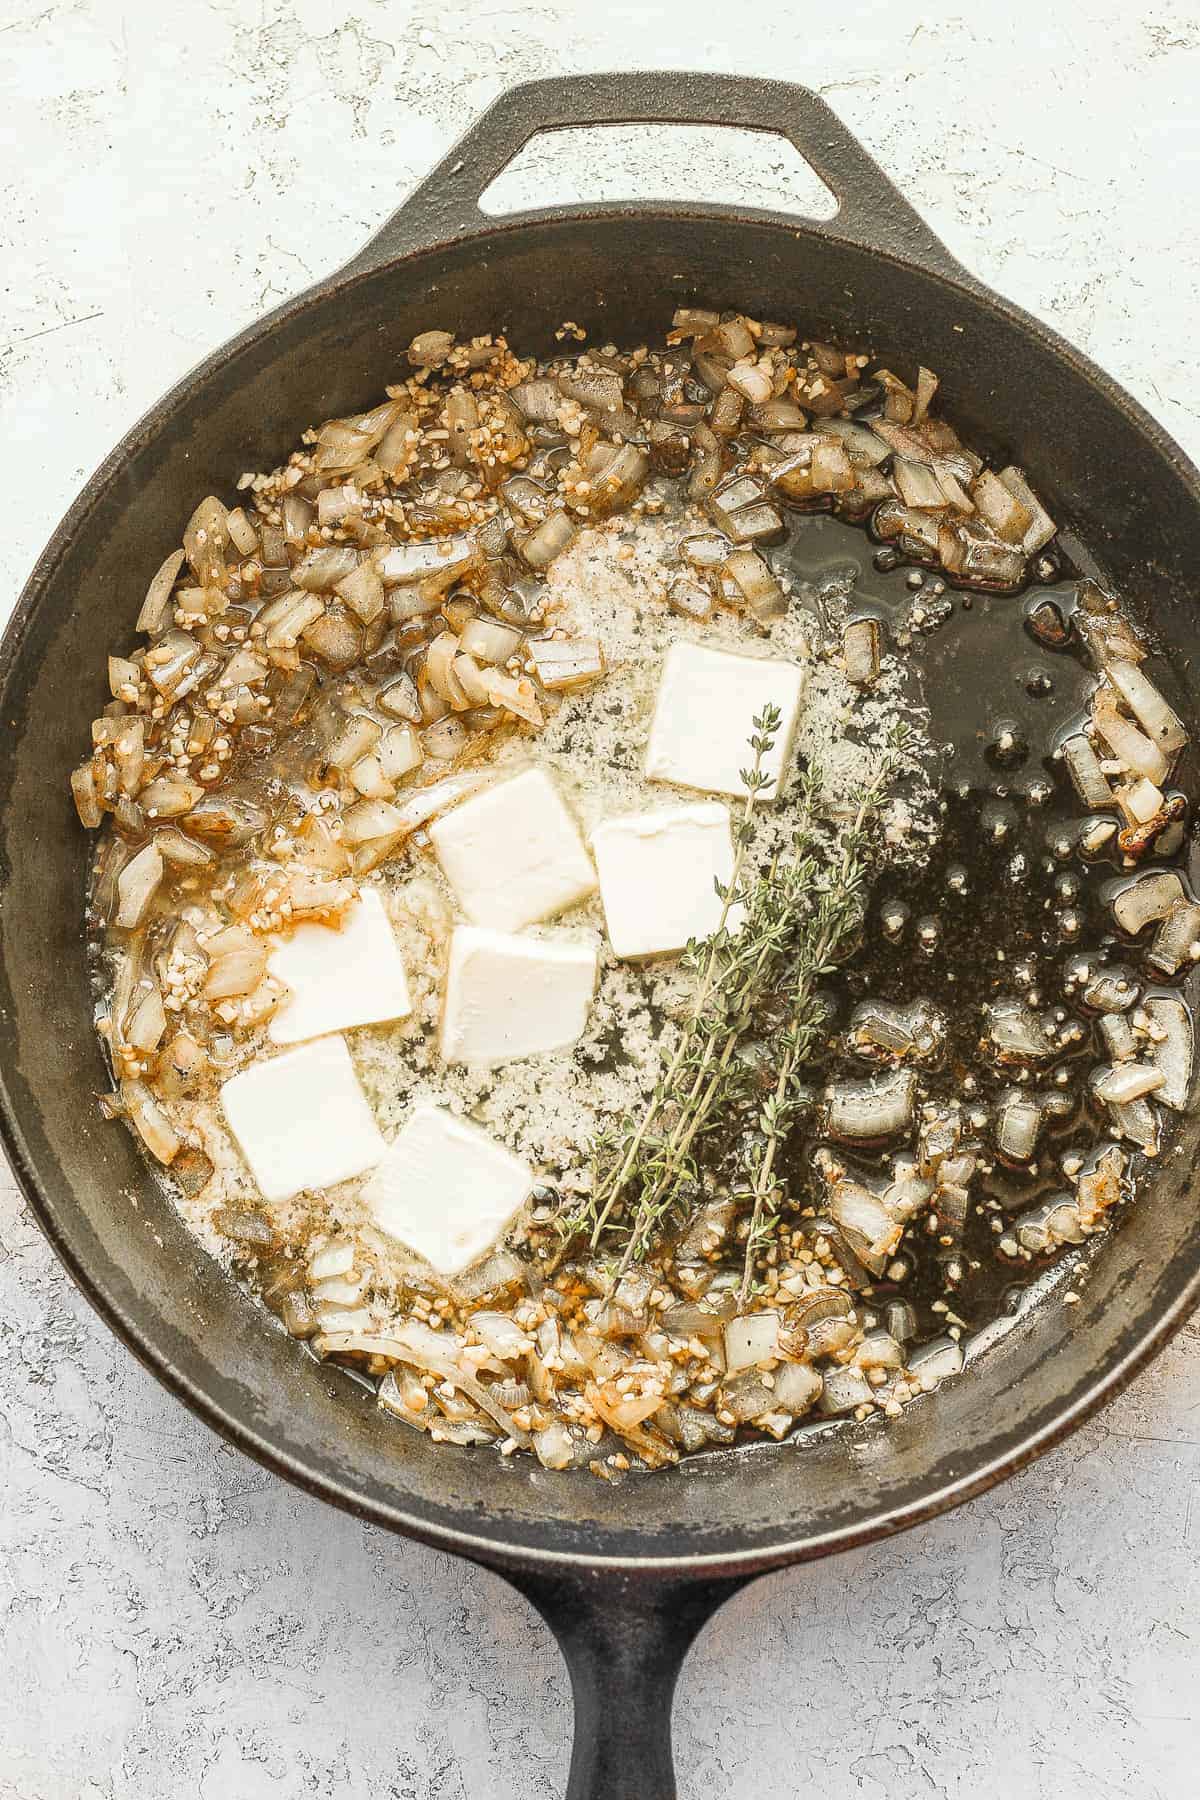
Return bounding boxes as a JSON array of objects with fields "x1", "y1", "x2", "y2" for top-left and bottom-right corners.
[
  {"x1": 502, "y1": 1565, "x2": 748, "y2": 1800},
  {"x1": 342, "y1": 70, "x2": 970, "y2": 284}
]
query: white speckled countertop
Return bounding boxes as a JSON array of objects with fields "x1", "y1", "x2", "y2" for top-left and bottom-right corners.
[{"x1": 2, "y1": 4, "x2": 1199, "y2": 1795}]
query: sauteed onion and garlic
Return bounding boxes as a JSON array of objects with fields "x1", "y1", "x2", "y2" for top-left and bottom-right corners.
[{"x1": 73, "y1": 310, "x2": 1194, "y2": 1477}]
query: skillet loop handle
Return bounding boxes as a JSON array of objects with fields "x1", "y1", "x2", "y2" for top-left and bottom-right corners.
[
  {"x1": 504, "y1": 1565, "x2": 745, "y2": 1800},
  {"x1": 343, "y1": 70, "x2": 968, "y2": 283}
]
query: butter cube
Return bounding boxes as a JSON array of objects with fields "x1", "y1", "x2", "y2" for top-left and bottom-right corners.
[
  {"x1": 267, "y1": 888, "x2": 411, "y2": 1045},
  {"x1": 592, "y1": 802, "x2": 738, "y2": 959},
  {"x1": 441, "y1": 926, "x2": 599, "y2": 1066},
  {"x1": 429, "y1": 766, "x2": 596, "y2": 931},
  {"x1": 645, "y1": 641, "x2": 807, "y2": 800},
  {"x1": 221, "y1": 1035, "x2": 385, "y2": 1203},
  {"x1": 363, "y1": 1102, "x2": 533, "y2": 1274}
]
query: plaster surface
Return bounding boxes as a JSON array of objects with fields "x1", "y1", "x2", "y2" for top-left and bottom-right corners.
[{"x1": 1, "y1": 3, "x2": 1198, "y2": 1794}]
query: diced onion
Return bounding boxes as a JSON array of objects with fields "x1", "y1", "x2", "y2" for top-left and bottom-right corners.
[
  {"x1": 1106, "y1": 661, "x2": 1188, "y2": 757},
  {"x1": 115, "y1": 842, "x2": 164, "y2": 929},
  {"x1": 1091, "y1": 1062, "x2": 1165, "y2": 1105},
  {"x1": 1112, "y1": 870, "x2": 1185, "y2": 935},
  {"x1": 827, "y1": 1069, "x2": 916, "y2": 1141},
  {"x1": 723, "y1": 1312, "x2": 781, "y2": 1374},
  {"x1": 1063, "y1": 734, "x2": 1113, "y2": 809},
  {"x1": 1148, "y1": 900, "x2": 1200, "y2": 974},
  {"x1": 907, "y1": 1337, "x2": 964, "y2": 1392},
  {"x1": 1145, "y1": 995, "x2": 1193, "y2": 1110}
]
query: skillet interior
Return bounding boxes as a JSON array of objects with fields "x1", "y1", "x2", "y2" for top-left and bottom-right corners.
[{"x1": 3, "y1": 211, "x2": 1199, "y2": 1570}]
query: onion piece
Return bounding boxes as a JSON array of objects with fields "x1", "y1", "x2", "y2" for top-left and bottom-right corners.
[
  {"x1": 1111, "y1": 870, "x2": 1184, "y2": 935},
  {"x1": 137, "y1": 548, "x2": 187, "y2": 636},
  {"x1": 827, "y1": 1069, "x2": 916, "y2": 1142},
  {"x1": 1106, "y1": 661, "x2": 1188, "y2": 757},
  {"x1": 335, "y1": 560, "x2": 386, "y2": 624},
  {"x1": 138, "y1": 778, "x2": 203, "y2": 820},
  {"x1": 829, "y1": 1180, "x2": 901, "y2": 1271},
  {"x1": 483, "y1": 668, "x2": 543, "y2": 726},
  {"x1": 349, "y1": 754, "x2": 392, "y2": 801},
  {"x1": 459, "y1": 617, "x2": 522, "y2": 665},
  {"x1": 204, "y1": 946, "x2": 268, "y2": 1000},
  {"x1": 71, "y1": 761, "x2": 104, "y2": 828},
  {"x1": 281, "y1": 493, "x2": 313, "y2": 542},
  {"x1": 527, "y1": 636, "x2": 604, "y2": 691},
  {"x1": 379, "y1": 672, "x2": 422, "y2": 724},
  {"x1": 373, "y1": 407, "x2": 418, "y2": 482},
  {"x1": 183, "y1": 796, "x2": 267, "y2": 847},
  {"x1": 1144, "y1": 995, "x2": 1192, "y2": 1110},
  {"x1": 721, "y1": 548, "x2": 786, "y2": 625},
  {"x1": 380, "y1": 768, "x2": 495, "y2": 837},
  {"x1": 122, "y1": 1080, "x2": 180, "y2": 1163},
  {"x1": 970, "y1": 469, "x2": 1032, "y2": 543},
  {"x1": 377, "y1": 724, "x2": 423, "y2": 781},
  {"x1": 425, "y1": 631, "x2": 470, "y2": 709},
  {"x1": 265, "y1": 592, "x2": 326, "y2": 651},
  {"x1": 856, "y1": 1330, "x2": 904, "y2": 1372},
  {"x1": 115, "y1": 843, "x2": 164, "y2": 929},
  {"x1": 340, "y1": 798, "x2": 408, "y2": 846},
  {"x1": 294, "y1": 546, "x2": 360, "y2": 592},
  {"x1": 994, "y1": 466, "x2": 1056, "y2": 554},
  {"x1": 144, "y1": 629, "x2": 200, "y2": 698},
  {"x1": 994, "y1": 1089, "x2": 1043, "y2": 1162},
  {"x1": 1099, "y1": 1013, "x2": 1137, "y2": 1062},
  {"x1": 726, "y1": 360, "x2": 773, "y2": 405},
  {"x1": 182, "y1": 496, "x2": 229, "y2": 587},
  {"x1": 301, "y1": 608, "x2": 363, "y2": 670},
  {"x1": 892, "y1": 457, "x2": 947, "y2": 511},
  {"x1": 423, "y1": 715, "x2": 472, "y2": 759},
  {"x1": 819, "y1": 1366, "x2": 873, "y2": 1415},
  {"x1": 323, "y1": 1322, "x2": 529, "y2": 1444},
  {"x1": 842, "y1": 618, "x2": 881, "y2": 686},
  {"x1": 985, "y1": 997, "x2": 1054, "y2": 1063},
  {"x1": 1076, "y1": 598, "x2": 1147, "y2": 668},
  {"x1": 518, "y1": 511, "x2": 577, "y2": 569},
  {"x1": 723, "y1": 1312, "x2": 781, "y2": 1374},
  {"x1": 1062, "y1": 733, "x2": 1113, "y2": 809},
  {"x1": 1148, "y1": 900, "x2": 1200, "y2": 974},
  {"x1": 907, "y1": 1337, "x2": 964, "y2": 1393},
  {"x1": 1107, "y1": 1096, "x2": 1160, "y2": 1152},
  {"x1": 310, "y1": 1241, "x2": 355, "y2": 1280},
  {"x1": 154, "y1": 828, "x2": 214, "y2": 868},
  {"x1": 127, "y1": 985, "x2": 167, "y2": 1053},
  {"x1": 377, "y1": 536, "x2": 478, "y2": 586},
  {"x1": 770, "y1": 1362, "x2": 822, "y2": 1415},
  {"x1": 1092, "y1": 687, "x2": 1168, "y2": 784},
  {"x1": 1091, "y1": 1061, "x2": 1165, "y2": 1106},
  {"x1": 327, "y1": 714, "x2": 381, "y2": 772},
  {"x1": 848, "y1": 997, "x2": 944, "y2": 1062},
  {"x1": 667, "y1": 578, "x2": 714, "y2": 621},
  {"x1": 470, "y1": 1311, "x2": 532, "y2": 1362}
]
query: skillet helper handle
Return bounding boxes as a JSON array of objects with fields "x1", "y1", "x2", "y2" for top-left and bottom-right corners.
[
  {"x1": 505, "y1": 1566, "x2": 745, "y2": 1800},
  {"x1": 345, "y1": 70, "x2": 969, "y2": 284}
]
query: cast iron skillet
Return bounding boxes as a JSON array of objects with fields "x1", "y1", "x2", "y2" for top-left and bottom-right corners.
[{"x1": 3, "y1": 71, "x2": 1199, "y2": 1799}]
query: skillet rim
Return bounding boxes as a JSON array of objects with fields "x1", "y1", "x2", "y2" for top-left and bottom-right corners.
[{"x1": 3, "y1": 201, "x2": 1200, "y2": 1578}]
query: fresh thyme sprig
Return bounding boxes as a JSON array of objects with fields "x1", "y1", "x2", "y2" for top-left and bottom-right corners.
[
  {"x1": 736, "y1": 757, "x2": 898, "y2": 1303},
  {"x1": 556, "y1": 712, "x2": 911, "y2": 1282},
  {"x1": 558, "y1": 705, "x2": 783, "y2": 1262}
]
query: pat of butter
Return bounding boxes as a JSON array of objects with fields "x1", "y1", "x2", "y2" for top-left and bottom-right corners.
[
  {"x1": 267, "y1": 888, "x2": 412, "y2": 1045},
  {"x1": 441, "y1": 925, "x2": 599, "y2": 1067},
  {"x1": 430, "y1": 766, "x2": 596, "y2": 931},
  {"x1": 592, "y1": 802, "x2": 738, "y2": 959},
  {"x1": 221, "y1": 1035, "x2": 385, "y2": 1203},
  {"x1": 363, "y1": 1102, "x2": 533, "y2": 1275},
  {"x1": 645, "y1": 641, "x2": 807, "y2": 800}
]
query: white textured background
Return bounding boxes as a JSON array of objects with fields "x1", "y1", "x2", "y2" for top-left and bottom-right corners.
[{"x1": 2, "y1": 3, "x2": 1199, "y2": 1795}]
